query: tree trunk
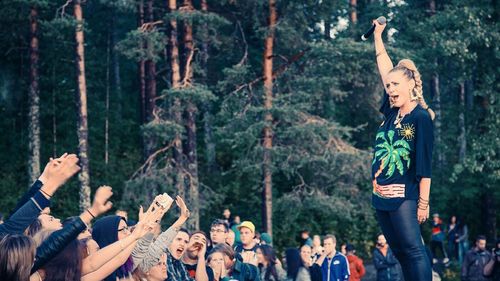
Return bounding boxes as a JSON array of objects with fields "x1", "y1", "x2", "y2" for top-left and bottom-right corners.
[
  {"x1": 169, "y1": 0, "x2": 185, "y2": 198},
  {"x1": 429, "y1": 0, "x2": 436, "y2": 14},
  {"x1": 145, "y1": 0, "x2": 156, "y2": 121},
  {"x1": 28, "y1": 6, "x2": 41, "y2": 185},
  {"x1": 349, "y1": 0, "x2": 357, "y2": 24},
  {"x1": 200, "y1": 0, "x2": 217, "y2": 174},
  {"x1": 431, "y1": 74, "x2": 444, "y2": 166},
  {"x1": 74, "y1": 0, "x2": 91, "y2": 210},
  {"x1": 52, "y1": 66, "x2": 57, "y2": 157},
  {"x1": 262, "y1": 0, "x2": 276, "y2": 236},
  {"x1": 111, "y1": 10, "x2": 122, "y2": 116},
  {"x1": 458, "y1": 82, "x2": 466, "y2": 163},
  {"x1": 139, "y1": 0, "x2": 146, "y2": 124},
  {"x1": 181, "y1": 0, "x2": 199, "y2": 231},
  {"x1": 105, "y1": 27, "x2": 110, "y2": 166}
]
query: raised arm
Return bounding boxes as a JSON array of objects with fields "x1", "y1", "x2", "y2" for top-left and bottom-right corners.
[
  {"x1": 373, "y1": 19, "x2": 393, "y2": 92},
  {"x1": 31, "y1": 186, "x2": 113, "y2": 273},
  {"x1": 82, "y1": 203, "x2": 158, "y2": 277},
  {"x1": 136, "y1": 196, "x2": 190, "y2": 272}
]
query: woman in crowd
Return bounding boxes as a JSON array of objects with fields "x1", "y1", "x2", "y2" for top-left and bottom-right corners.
[{"x1": 256, "y1": 244, "x2": 286, "y2": 281}]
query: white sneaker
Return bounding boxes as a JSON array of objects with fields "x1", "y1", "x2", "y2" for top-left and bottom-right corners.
[
  {"x1": 433, "y1": 258, "x2": 438, "y2": 264},
  {"x1": 443, "y1": 258, "x2": 449, "y2": 264}
]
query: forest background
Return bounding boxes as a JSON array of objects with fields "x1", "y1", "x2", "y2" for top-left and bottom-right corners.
[{"x1": 0, "y1": 0, "x2": 498, "y2": 264}]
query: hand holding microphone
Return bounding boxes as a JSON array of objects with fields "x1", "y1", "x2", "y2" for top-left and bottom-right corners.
[{"x1": 361, "y1": 16, "x2": 387, "y2": 41}]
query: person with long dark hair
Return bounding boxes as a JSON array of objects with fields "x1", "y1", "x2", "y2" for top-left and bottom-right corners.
[
  {"x1": 256, "y1": 245, "x2": 286, "y2": 281},
  {"x1": 371, "y1": 19, "x2": 435, "y2": 281},
  {"x1": 285, "y1": 246, "x2": 322, "y2": 281}
]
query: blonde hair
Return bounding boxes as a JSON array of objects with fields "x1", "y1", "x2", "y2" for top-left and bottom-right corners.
[
  {"x1": 32, "y1": 229, "x2": 55, "y2": 247},
  {"x1": 390, "y1": 59, "x2": 436, "y2": 120}
]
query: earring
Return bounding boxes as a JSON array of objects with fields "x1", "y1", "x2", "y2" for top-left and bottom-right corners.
[{"x1": 410, "y1": 88, "x2": 418, "y2": 101}]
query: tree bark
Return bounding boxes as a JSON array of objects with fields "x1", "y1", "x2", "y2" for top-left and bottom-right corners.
[
  {"x1": 458, "y1": 82, "x2": 466, "y2": 163},
  {"x1": 28, "y1": 6, "x2": 41, "y2": 185},
  {"x1": 182, "y1": 0, "x2": 199, "y2": 231},
  {"x1": 74, "y1": 0, "x2": 91, "y2": 210},
  {"x1": 146, "y1": 0, "x2": 156, "y2": 122},
  {"x1": 200, "y1": 0, "x2": 217, "y2": 174},
  {"x1": 431, "y1": 74, "x2": 444, "y2": 166},
  {"x1": 105, "y1": 27, "x2": 110, "y2": 166},
  {"x1": 169, "y1": 0, "x2": 185, "y2": 198},
  {"x1": 139, "y1": 0, "x2": 146, "y2": 124},
  {"x1": 111, "y1": 10, "x2": 122, "y2": 116},
  {"x1": 429, "y1": 0, "x2": 436, "y2": 14},
  {"x1": 349, "y1": 0, "x2": 357, "y2": 24},
  {"x1": 262, "y1": 0, "x2": 277, "y2": 236}
]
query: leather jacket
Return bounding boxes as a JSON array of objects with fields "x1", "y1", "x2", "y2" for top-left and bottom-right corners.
[{"x1": 31, "y1": 216, "x2": 87, "y2": 273}]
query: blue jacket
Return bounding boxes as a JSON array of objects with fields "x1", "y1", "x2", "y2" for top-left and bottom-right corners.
[{"x1": 320, "y1": 252, "x2": 350, "y2": 281}]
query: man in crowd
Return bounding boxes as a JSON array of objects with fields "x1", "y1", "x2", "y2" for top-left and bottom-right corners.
[
  {"x1": 373, "y1": 234, "x2": 402, "y2": 281},
  {"x1": 210, "y1": 219, "x2": 230, "y2": 246},
  {"x1": 234, "y1": 221, "x2": 258, "y2": 265},
  {"x1": 167, "y1": 229, "x2": 210, "y2": 281},
  {"x1": 182, "y1": 231, "x2": 213, "y2": 281},
  {"x1": 461, "y1": 235, "x2": 492, "y2": 281},
  {"x1": 316, "y1": 234, "x2": 350, "y2": 281}
]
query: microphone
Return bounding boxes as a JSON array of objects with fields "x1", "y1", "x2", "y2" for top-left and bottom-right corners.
[{"x1": 361, "y1": 16, "x2": 387, "y2": 41}]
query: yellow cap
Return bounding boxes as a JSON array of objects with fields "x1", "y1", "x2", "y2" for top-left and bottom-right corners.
[{"x1": 237, "y1": 221, "x2": 255, "y2": 233}]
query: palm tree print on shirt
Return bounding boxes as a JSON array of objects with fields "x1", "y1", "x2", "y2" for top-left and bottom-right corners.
[{"x1": 372, "y1": 130, "x2": 411, "y2": 197}]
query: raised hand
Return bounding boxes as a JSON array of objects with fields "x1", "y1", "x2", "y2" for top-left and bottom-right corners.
[
  {"x1": 196, "y1": 236, "x2": 207, "y2": 258},
  {"x1": 175, "y1": 196, "x2": 190, "y2": 219},
  {"x1": 373, "y1": 18, "x2": 386, "y2": 37},
  {"x1": 40, "y1": 153, "x2": 81, "y2": 196},
  {"x1": 89, "y1": 186, "x2": 114, "y2": 216}
]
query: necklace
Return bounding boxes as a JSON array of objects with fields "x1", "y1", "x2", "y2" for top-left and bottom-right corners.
[{"x1": 394, "y1": 109, "x2": 407, "y2": 129}]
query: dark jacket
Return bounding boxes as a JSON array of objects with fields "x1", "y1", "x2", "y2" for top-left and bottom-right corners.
[
  {"x1": 31, "y1": 216, "x2": 87, "y2": 273},
  {"x1": 0, "y1": 190, "x2": 50, "y2": 236},
  {"x1": 372, "y1": 247, "x2": 402, "y2": 281},
  {"x1": 221, "y1": 255, "x2": 260, "y2": 281},
  {"x1": 461, "y1": 248, "x2": 492, "y2": 281},
  {"x1": 11, "y1": 180, "x2": 44, "y2": 214},
  {"x1": 92, "y1": 215, "x2": 132, "y2": 281}
]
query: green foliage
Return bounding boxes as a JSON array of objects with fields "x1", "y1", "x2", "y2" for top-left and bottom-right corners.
[{"x1": 116, "y1": 29, "x2": 167, "y2": 62}]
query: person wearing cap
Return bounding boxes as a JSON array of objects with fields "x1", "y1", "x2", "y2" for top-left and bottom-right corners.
[
  {"x1": 235, "y1": 221, "x2": 258, "y2": 265},
  {"x1": 345, "y1": 244, "x2": 365, "y2": 281},
  {"x1": 260, "y1": 233, "x2": 272, "y2": 246}
]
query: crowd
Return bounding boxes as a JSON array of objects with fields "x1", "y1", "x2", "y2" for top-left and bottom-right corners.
[{"x1": 0, "y1": 153, "x2": 499, "y2": 281}]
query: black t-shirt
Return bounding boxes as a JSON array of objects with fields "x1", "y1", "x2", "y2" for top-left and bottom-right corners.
[
  {"x1": 184, "y1": 263, "x2": 215, "y2": 281},
  {"x1": 371, "y1": 92, "x2": 434, "y2": 211}
]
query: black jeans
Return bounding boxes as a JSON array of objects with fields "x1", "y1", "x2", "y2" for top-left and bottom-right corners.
[{"x1": 376, "y1": 200, "x2": 432, "y2": 281}]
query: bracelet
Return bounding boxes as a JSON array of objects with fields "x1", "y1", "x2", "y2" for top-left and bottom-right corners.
[
  {"x1": 40, "y1": 189, "x2": 53, "y2": 198},
  {"x1": 86, "y1": 209, "x2": 96, "y2": 219}
]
